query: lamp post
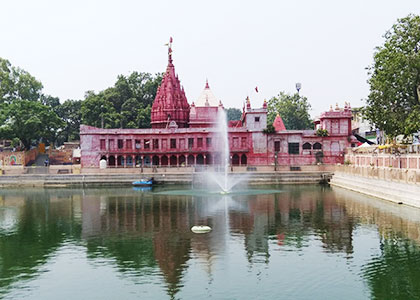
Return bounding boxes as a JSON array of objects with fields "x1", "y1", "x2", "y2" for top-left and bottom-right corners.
[
  {"x1": 274, "y1": 152, "x2": 278, "y2": 171},
  {"x1": 295, "y1": 82, "x2": 302, "y2": 95},
  {"x1": 100, "y1": 105, "x2": 104, "y2": 129}
]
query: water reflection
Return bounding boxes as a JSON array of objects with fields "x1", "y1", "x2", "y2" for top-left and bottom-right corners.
[{"x1": 0, "y1": 186, "x2": 420, "y2": 299}]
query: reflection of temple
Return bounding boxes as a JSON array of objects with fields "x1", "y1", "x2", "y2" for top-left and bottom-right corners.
[{"x1": 4, "y1": 188, "x2": 420, "y2": 298}]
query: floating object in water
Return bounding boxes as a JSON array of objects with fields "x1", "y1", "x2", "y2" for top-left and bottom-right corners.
[
  {"x1": 191, "y1": 225, "x2": 212, "y2": 233},
  {"x1": 220, "y1": 191, "x2": 229, "y2": 195}
]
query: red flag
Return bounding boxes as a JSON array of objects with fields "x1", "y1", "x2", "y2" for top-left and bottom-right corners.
[{"x1": 255, "y1": 86, "x2": 258, "y2": 93}]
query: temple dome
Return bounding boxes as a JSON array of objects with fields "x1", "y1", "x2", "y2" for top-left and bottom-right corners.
[{"x1": 195, "y1": 80, "x2": 220, "y2": 107}]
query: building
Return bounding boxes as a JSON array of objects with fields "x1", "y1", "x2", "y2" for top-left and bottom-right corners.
[{"x1": 80, "y1": 39, "x2": 354, "y2": 168}]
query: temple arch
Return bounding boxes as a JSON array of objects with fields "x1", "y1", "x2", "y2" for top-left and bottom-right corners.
[
  {"x1": 187, "y1": 155, "x2": 195, "y2": 165},
  {"x1": 170, "y1": 155, "x2": 177, "y2": 166},
  {"x1": 161, "y1": 155, "x2": 168, "y2": 166},
  {"x1": 196, "y1": 154, "x2": 204, "y2": 165},
  {"x1": 152, "y1": 155, "x2": 159, "y2": 166},
  {"x1": 179, "y1": 155, "x2": 186, "y2": 166},
  {"x1": 241, "y1": 154, "x2": 247, "y2": 165},
  {"x1": 232, "y1": 154, "x2": 240, "y2": 166}
]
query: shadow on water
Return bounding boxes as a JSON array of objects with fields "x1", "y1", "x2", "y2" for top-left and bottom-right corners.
[{"x1": 1, "y1": 186, "x2": 420, "y2": 299}]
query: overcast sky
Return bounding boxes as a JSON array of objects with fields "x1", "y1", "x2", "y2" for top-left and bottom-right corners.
[{"x1": 2, "y1": 0, "x2": 419, "y2": 116}]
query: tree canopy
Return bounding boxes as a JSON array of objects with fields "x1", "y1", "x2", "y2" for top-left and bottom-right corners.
[
  {"x1": 226, "y1": 108, "x2": 242, "y2": 121},
  {"x1": 267, "y1": 92, "x2": 313, "y2": 130},
  {"x1": 364, "y1": 14, "x2": 420, "y2": 138},
  {"x1": 81, "y1": 72, "x2": 162, "y2": 129},
  {"x1": 0, "y1": 100, "x2": 64, "y2": 150},
  {"x1": 0, "y1": 58, "x2": 64, "y2": 149}
]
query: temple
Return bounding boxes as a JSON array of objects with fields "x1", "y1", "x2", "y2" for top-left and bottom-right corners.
[{"x1": 80, "y1": 39, "x2": 355, "y2": 168}]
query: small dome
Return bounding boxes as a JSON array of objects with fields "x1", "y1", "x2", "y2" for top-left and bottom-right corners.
[{"x1": 195, "y1": 80, "x2": 220, "y2": 106}]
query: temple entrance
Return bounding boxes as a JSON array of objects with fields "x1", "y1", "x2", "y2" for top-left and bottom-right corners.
[
  {"x1": 232, "y1": 154, "x2": 240, "y2": 166},
  {"x1": 241, "y1": 154, "x2": 247, "y2": 165},
  {"x1": 179, "y1": 155, "x2": 186, "y2": 166},
  {"x1": 187, "y1": 155, "x2": 195, "y2": 165},
  {"x1": 152, "y1": 155, "x2": 159, "y2": 166},
  {"x1": 196, "y1": 154, "x2": 204, "y2": 165},
  {"x1": 170, "y1": 155, "x2": 177, "y2": 166}
]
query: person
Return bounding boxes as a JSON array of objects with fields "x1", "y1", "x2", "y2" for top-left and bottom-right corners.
[{"x1": 44, "y1": 158, "x2": 49, "y2": 167}]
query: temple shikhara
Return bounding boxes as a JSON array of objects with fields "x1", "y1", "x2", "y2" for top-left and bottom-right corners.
[{"x1": 80, "y1": 39, "x2": 354, "y2": 168}]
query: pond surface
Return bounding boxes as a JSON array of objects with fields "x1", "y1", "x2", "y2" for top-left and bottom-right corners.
[{"x1": 1, "y1": 185, "x2": 420, "y2": 299}]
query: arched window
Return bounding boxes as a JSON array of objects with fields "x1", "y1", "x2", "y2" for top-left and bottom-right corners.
[
  {"x1": 303, "y1": 142, "x2": 311, "y2": 150},
  {"x1": 152, "y1": 155, "x2": 159, "y2": 166},
  {"x1": 313, "y1": 142, "x2": 322, "y2": 150},
  {"x1": 241, "y1": 154, "x2": 247, "y2": 165},
  {"x1": 232, "y1": 154, "x2": 240, "y2": 166},
  {"x1": 170, "y1": 155, "x2": 177, "y2": 166},
  {"x1": 161, "y1": 155, "x2": 168, "y2": 166},
  {"x1": 196, "y1": 154, "x2": 204, "y2": 165}
]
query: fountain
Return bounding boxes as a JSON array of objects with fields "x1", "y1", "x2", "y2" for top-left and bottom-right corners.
[
  {"x1": 205, "y1": 107, "x2": 249, "y2": 194},
  {"x1": 154, "y1": 106, "x2": 280, "y2": 197}
]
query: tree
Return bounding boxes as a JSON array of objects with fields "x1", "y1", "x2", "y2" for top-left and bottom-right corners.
[
  {"x1": 0, "y1": 100, "x2": 64, "y2": 150},
  {"x1": 365, "y1": 14, "x2": 420, "y2": 138},
  {"x1": 81, "y1": 72, "x2": 162, "y2": 128},
  {"x1": 267, "y1": 92, "x2": 313, "y2": 130},
  {"x1": 0, "y1": 58, "x2": 43, "y2": 103},
  {"x1": 56, "y1": 100, "x2": 82, "y2": 143},
  {"x1": 226, "y1": 108, "x2": 242, "y2": 121}
]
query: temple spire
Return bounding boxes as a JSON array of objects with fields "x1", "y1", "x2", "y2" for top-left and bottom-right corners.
[{"x1": 205, "y1": 78, "x2": 210, "y2": 89}]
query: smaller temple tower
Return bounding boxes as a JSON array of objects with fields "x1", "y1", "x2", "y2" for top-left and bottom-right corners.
[{"x1": 151, "y1": 38, "x2": 190, "y2": 128}]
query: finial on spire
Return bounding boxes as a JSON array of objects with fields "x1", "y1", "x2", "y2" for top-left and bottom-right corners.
[
  {"x1": 166, "y1": 37, "x2": 173, "y2": 65},
  {"x1": 205, "y1": 78, "x2": 209, "y2": 89}
]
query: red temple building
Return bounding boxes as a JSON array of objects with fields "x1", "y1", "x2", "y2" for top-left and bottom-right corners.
[{"x1": 80, "y1": 39, "x2": 354, "y2": 168}]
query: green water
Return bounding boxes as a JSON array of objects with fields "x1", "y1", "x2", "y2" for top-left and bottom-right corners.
[{"x1": 1, "y1": 185, "x2": 420, "y2": 299}]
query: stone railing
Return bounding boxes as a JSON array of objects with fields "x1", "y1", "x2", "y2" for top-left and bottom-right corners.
[
  {"x1": 335, "y1": 164, "x2": 420, "y2": 186},
  {"x1": 345, "y1": 152, "x2": 420, "y2": 169}
]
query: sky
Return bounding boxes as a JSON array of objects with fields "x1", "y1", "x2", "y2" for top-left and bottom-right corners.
[{"x1": 1, "y1": 0, "x2": 420, "y2": 117}]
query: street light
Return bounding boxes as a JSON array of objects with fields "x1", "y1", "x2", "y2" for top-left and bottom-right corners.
[
  {"x1": 295, "y1": 83, "x2": 302, "y2": 94},
  {"x1": 274, "y1": 152, "x2": 278, "y2": 171}
]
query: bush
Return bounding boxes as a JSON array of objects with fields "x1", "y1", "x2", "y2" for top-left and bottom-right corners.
[{"x1": 316, "y1": 129, "x2": 329, "y2": 137}]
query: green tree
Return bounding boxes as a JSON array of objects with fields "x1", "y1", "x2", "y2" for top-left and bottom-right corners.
[
  {"x1": 56, "y1": 100, "x2": 82, "y2": 143},
  {"x1": 0, "y1": 100, "x2": 64, "y2": 150},
  {"x1": 226, "y1": 108, "x2": 242, "y2": 121},
  {"x1": 0, "y1": 58, "x2": 43, "y2": 103},
  {"x1": 81, "y1": 72, "x2": 162, "y2": 128},
  {"x1": 267, "y1": 92, "x2": 313, "y2": 130},
  {"x1": 365, "y1": 14, "x2": 420, "y2": 138}
]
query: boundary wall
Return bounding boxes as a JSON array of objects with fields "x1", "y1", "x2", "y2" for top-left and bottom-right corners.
[{"x1": 331, "y1": 164, "x2": 420, "y2": 208}]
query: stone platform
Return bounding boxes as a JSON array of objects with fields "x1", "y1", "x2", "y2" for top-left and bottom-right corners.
[{"x1": 0, "y1": 171, "x2": 332, "y2": 187}]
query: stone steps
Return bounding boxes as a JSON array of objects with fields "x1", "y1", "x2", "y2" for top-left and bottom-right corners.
[
  {"x1": 0, "y1": 171, "x2": 332, "y2": 187},
  {"x1": 331, "y1": 172, "x2": 420, "y2": 208}
]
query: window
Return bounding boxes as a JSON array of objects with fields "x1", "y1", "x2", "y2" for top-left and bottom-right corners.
[
  {"x1": 188, "y1": 138, "x2": 194, "y2": 149},
  {"x1": 233, "y1": 137, "x2": 239, "y2": 148},
  {"x1": 144, "y1": 139, "x2": 150, "y2": 149},
  {"x1": 206, "y1": 137, "x2": 212, "y2": 147},
  {"x1": 241, "y1": 137, "x2": 247, "y2": 148},
  {"x1": 197, "y1": 138, "x2": 203, "y2": 147},
  {"x1": 153, "y1": 139, "x2": 159, "y2": 149},
  {"x1": 313, "y1": 142, "x2": 322, "y2": 150},
  {"x1": 303, "y1": 142, "x2": 311, "y2": 150},
  {"x1": 109, "y1": 139, "x2": 114, "y2": 150},
  {"x1": 118, "y1": 139, "x2": 123, "y2": 149},
  {"x1": 274, "y1": 141, "x2": 280, "y2": 152},
  {"x1": 255, "y1": 116, "x2": 260, "y2": 122},
  {"x1": 126, "y1": 140, "x2": 132, "y2": 150},
  {"x1": 288, "y1": 143, "x2": 300, "y2": 155},
  {"x1": 170, "y1": 138, "x2": 176, "y2": 149},
  {"x1": 135, "y1": 140, "x2": 141, "y2": 149},
  {"x1": 100, "y1": 139, "x2": 106, "y2": 150}
]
